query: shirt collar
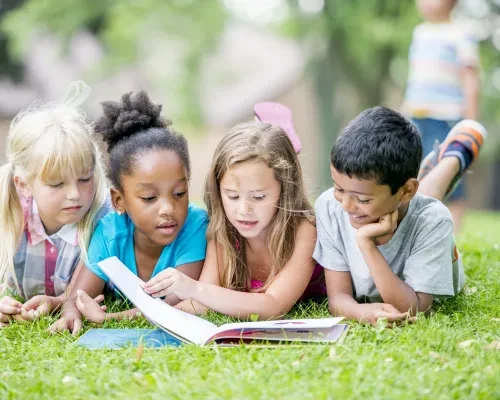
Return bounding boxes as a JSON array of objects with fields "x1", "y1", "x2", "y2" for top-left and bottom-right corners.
[{"x1": 24, "y1": 197, "x2": 78, "y2": 246}]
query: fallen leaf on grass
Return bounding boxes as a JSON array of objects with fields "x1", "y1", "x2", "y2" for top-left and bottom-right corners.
[
  {"x1": 463, "y1": 286, "x2": 477, "y2": 296},
  {"x1": 485, "y1": 341, "x2": 500, "y2": 350},
  {"x1": 458, "y1": 339, "x2": 476, "y2": 348},
  {"x1": 329, "y1": 347, "x2": 337, "y2": 360},
  {"x1": 136, "y1": 342, "x2": 144, "y2": 363},
  {"x1": 429, "y1": 351, "x2": 447, "y2": 363}
]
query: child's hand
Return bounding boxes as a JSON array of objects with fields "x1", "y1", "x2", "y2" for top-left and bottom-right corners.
[
  {"x1": 0, "y1": 296, "x2": 24, "y2": 325},
  {"x1": 359, "y1": 303, "x2": 413, "y2": 327},
  {"x1": 356, "y1": 210, "x2": 398, "y2": 244},
  {"x1": 20, "y1": 295, "x2": 63, "y2": 321},
  {"x1": 75, "y1": 290, "x2": 107, "y2": 324},
  {"x1": 48, "y1": 312, "x2": 83, "y2": 336},
  {"x1": 143, "y1": 269, "x2": 197, "y2": 300}
]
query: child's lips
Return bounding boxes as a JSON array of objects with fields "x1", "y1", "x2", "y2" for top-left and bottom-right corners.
[
  {"x1": 237, "y1": 220, "x2": 258, "y2": 230},
  {"x1": 156, "y1": 221, "x2": 177, "y2": 235},
  {"x1": 63, "y1": 205, "x2": 82, "y2": 212}
]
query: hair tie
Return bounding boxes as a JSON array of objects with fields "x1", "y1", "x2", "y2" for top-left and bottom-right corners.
[{"x1": 63, "y1": 81, "x2": 91, "y2": 108}]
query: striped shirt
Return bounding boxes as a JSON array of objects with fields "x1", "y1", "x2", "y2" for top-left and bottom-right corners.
[
  {"x1": 404, "y1": 22, "x2": 479, "y2": 121},
  {"x1": 6, "y1": 196, "x2": 112, "y2": 300}
]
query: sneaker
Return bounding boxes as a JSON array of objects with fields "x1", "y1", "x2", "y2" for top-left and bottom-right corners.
[
  {"x1": 418, "y1": 119, "x2": 487, "y2": 198},
  {"x1": 254, "y1": 102, "x2": 301, "y2": 154}
]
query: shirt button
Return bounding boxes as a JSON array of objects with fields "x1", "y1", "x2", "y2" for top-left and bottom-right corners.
[
  {"x1": 50, "y1": 247, "x2": 56, "y2": 254},
  {"x1": 50, "y1": 275, "x2": 54, "y2": 282}
]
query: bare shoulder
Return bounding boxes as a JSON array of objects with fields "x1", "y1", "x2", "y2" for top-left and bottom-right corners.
[{"x1": 295, "y1": 217, "x2": 317, "y2": 242}]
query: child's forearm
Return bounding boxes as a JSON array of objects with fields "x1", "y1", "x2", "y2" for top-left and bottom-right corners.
[
  {"x1": 463, "y1": 67, "x2": 479, "y2": 120},
  {"x1": 357, "y1": 241, "x2": 420, "y2": 315},
  {"x1": 104, "y1": 307, "x2": 142, "y2": 321},
  {"x1": 191, "y1": 283, "x2": 286, "y2": 320},
  {"x1": 328, "y1": 293, "x2": 365, "y2": 320},
  {"x1": 174, "y1": 299, "x2": 209, "y2": 315}
]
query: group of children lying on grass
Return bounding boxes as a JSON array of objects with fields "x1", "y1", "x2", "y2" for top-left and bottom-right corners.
[{"x1": 0, "y1": 83, "x2": 487, "y2": 333}]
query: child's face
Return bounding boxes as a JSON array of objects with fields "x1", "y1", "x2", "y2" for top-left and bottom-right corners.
[
  {"x1": 416, "y1": 0, "x2": 454, "y2": 21},
  {"x1": 18, "y1": 169, "x2": 96, "y2": 235},
  {"x1": 220, "y1": 160, "x2": 281, "y2": 242},
  {"x1": 330, "y1": 166, "x2": 405, "y2": 230},
  {"x1": 113, "y1": 150, "x2": 189, "y2": 247}
]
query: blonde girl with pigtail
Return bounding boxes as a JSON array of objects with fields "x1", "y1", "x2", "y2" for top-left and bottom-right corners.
[
  {"x1": 0, "y1": 82, "x2": 111, "y2": 328},
  {"x1": 142, "y1": 103, "x2": 326, "y2": 320}
]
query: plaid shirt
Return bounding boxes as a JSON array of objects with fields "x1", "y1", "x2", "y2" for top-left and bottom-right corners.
[{"x1": 7, "y1": 196, "x2": 111, "y2": 300}]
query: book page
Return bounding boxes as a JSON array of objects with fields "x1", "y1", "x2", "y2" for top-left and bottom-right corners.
[
  {"x1": 216, "y1": 317, "x2": 344, "y2": 333},
  {"x1": 207, "y1": 324, "x2": 349, "y2": 345},
  {"x1": 98, "y1": 257, "x2": 218, "y2": 344}
]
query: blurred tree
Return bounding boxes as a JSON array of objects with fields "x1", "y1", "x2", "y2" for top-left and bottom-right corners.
[
  {"x1": 279, "y1": 0, "x2": 420, "y2": 187},
  {"x1": 0, "y1": 0, "x2": 25, "y2": 82},
  {"x1": 2, "y1": 0, "x2": 499, "y2": 190},
  {"x1": 1, "y1": 0, "x2": 227, "y2": 124}
]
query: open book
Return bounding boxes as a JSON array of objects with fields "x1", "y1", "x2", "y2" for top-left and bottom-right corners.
[{"x1": 98, "y1": 257, "x2": 348, "y2": 346}]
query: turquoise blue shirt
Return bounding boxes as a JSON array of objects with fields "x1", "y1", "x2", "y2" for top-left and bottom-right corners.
[{"x1": 85, "y1": 203, "x2": 208, "y2": 282}]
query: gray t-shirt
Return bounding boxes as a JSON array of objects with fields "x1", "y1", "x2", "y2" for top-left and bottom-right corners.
[{"x1": 313, "y1": 189, "x2": 464, "y2": 303}]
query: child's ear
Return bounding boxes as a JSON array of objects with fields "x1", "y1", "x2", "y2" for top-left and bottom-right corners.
[
  {"x1": 13, "y1": 175, "x2": 32, "y2": 199},
  {"x1": 399, "y1": 178, "x2": 419, "y2": 203},
  {"x1": 110, "y1": 188, "x2": 125, "y2": 215}
]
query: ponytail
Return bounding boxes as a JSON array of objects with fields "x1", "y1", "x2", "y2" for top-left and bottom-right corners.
[{"x1": 0, "y1": 162, "x2": 23, "y2": 293}]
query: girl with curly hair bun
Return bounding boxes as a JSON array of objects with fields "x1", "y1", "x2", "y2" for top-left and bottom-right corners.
[{"x1": 52, "y1": 91, "x2": 208, "y2": 334}]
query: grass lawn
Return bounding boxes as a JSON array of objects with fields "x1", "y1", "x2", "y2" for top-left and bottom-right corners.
[{"x1": 1, "y1": 212, "x2": 500, "y2": 400}]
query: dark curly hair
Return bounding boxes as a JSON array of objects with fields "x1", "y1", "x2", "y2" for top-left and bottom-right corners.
[{"x1": 95, "y1": 91, "x2": 190, "y2": 190}]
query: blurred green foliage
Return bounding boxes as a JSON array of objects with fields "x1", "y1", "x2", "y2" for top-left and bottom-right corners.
[
  {"x1": 1, "y1": 0, "x2": 227, "y2": 124},
  {"x1": 1, "y1": 0, "x2": 499, "y2": 160}
]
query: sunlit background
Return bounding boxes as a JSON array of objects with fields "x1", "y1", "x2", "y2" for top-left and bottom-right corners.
[{"x1": 0, "y1": 0, "x2": 499, "y2": 208}]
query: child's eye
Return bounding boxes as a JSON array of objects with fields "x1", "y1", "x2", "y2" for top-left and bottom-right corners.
[
  {"x1": 253, "y1": 195, "x2": 266, "y2": 201},
  {"x1": 334, "y1": 187, "x2": 343, "y2": 193},
  {"x1": 357, "y1": 198, "x2": 370, "y2": 204},
  {"x1": 48, "y1": 182, "x2": 63, "y2": 188},
  {"x1": 141, "y1": 196, "x2": 156, "y2": 202},
  {"x1": 79, "y1": 177, "x2": 92, "y2": 183},
  {"x1": 228, "y1": 195, "x2": 239, "y2": 200},
  {"x1": 174, "y1": 191, "x2": 187, "y2": 198}
]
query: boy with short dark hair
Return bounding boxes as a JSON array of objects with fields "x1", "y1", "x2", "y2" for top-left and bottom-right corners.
[{"x1": 314, "y1": 106, "x2": 486, "y2": 326}]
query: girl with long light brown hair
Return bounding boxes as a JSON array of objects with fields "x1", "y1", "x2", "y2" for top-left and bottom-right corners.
[{"x1": 143, "y1": 104, "x2": 325, "y2": 320}]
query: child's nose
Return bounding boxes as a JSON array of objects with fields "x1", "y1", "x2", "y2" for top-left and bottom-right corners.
[
  {"x1": 66, "y1": 184, "x2": 80, "y2": 201},
  {"x1": 159, "y1": 200, "x2": 175, "y2": 216},
  {"x1": 238, "y1": 200, "x2": 252, "y2": 215},
  {"x1": 341, "y1": 195, "x2": 356, "y2": 213}
]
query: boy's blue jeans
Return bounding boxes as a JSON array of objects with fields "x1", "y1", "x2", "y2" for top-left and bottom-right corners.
[{"x1": 411, "y1": 117, "x2": 465, "y2": 201}]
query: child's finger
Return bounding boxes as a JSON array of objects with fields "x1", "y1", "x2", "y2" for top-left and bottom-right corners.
[
  {"x1": 93, "y1": 294, "x2": 105, "y2": 304},
  {"x1": 377, "y1": 311, "x2": 409, "y2": 322},
  {"x1": 20, "y1": 308, "x2": 37, "y2": 321},
  {"x1": 0, "y1": 297, "x2": 23, "y2": 308},
  {"x1": 0, "y1": 303, "x2": 22, "y2": 315},
  {"x1": 75, "y1": 296, "x2": 85, "y2": 313},
  {"x1": 12, "y1": 314, "x2": 28, "y2": 323},
  {"x1": 143, "y1": 273, "x2": 166, "y2": 288},
  {"x1": 76, "y1": 290, "x2": 94, "y2": 305},
  {"x1": 0, "y1": 313, "x2": 12, "y2": 323},
  {"x1": 145, "y1": 275, "x2": 173, "y2": 295},
  {"x1": 100, "y1": 305, "x2": 107, "y2": 312},
  {"x1": 71, "y1": 318, "x2": 83, "y2": 336},
  {"x1": 151, "y1": 288, "x2": 170, "y2": 298},
  {"x1": 22, "y1": 296, "x2": 43, "y2": 311},
  {"x1": 48, "y1": 317, "x2": 66, "y2": 334}
]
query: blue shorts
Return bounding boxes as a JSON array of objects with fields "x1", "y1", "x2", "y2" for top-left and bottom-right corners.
[{"x1": 411, "y1": 117, "x2": 465, "y2": 201}]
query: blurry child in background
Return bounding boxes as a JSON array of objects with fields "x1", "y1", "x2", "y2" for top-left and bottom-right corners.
[{"x1": 403, "y1": 0, "x2": 480, "y2": 231}]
